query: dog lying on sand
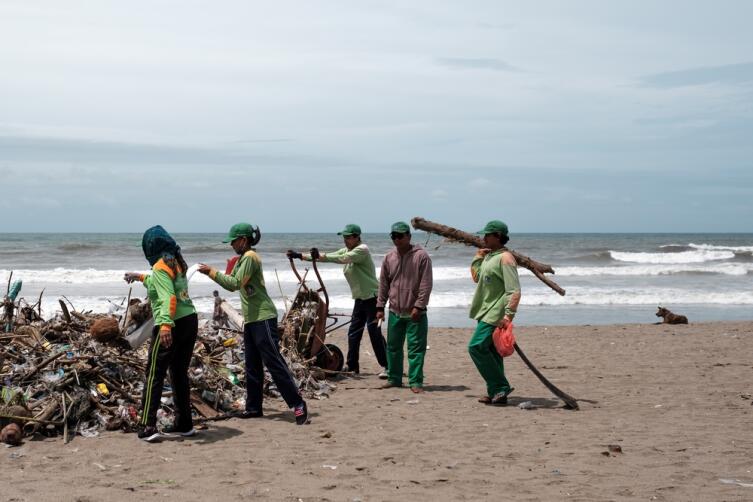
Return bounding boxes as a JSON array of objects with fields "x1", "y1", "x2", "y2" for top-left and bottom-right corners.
[{"x1": 656, "y1": 306, "x2": 688, "y2": 325}]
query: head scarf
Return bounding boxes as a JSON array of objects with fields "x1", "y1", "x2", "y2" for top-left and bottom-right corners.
[{"x1": 142, "y1": 225, "x2": 180, "y2": 266}]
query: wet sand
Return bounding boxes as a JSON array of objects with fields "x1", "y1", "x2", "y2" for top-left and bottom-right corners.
[{"x1": 2, "y1": 321, "x2": 753, "y2": 501}]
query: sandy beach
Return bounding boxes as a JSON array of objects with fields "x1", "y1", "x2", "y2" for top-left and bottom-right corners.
[{"x1": 2, "y1": 320, "x2": 752, "y2": 501}]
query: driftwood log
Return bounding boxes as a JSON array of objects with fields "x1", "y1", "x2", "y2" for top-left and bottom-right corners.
[{"x1": 411, "y1": 217, "x2": 566, "y2": 296}]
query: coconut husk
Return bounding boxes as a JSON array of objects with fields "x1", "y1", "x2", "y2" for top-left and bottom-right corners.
[
  {"x1": 90, "y1": 317, "x2": 120, "y2": 343},
  {"x1": 1, "y1": 423, "x2": 22, "y2": 445}
]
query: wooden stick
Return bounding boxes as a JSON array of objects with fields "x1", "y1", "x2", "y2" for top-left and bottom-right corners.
[
  {"x1": 0, "y1": 414, "x2": 64, "y2": 426},
  {"x1": 28, "y1": 398, "x2": 60, "y2": 435},
  {"x1": 62, "y1": 393, "x2": 69, "y2": 443},
  {"x1": 121, "y1": 287, "x2": 132, "y2": 332},
  {"x1": 274, "y1": 268, "x2": 288, "y2": 314},
  {"x1": 59, "y1": 299, "x2": 71, "y2": 324},
  {"x1": 21, "y1": 350, "x2": 66, "y2": 380},
  {"x1": 190, "y1": 391, "x2": 222, "y2": 418},
  {"x1": 410, "y1": 217, "x2": 566, "y2": 296},
  {"x1": 513, "y1": 342, "x2": 578, "y2": 410},
  {"x1": 93, "y1": 371, "x2": 137, "y2": 402}
]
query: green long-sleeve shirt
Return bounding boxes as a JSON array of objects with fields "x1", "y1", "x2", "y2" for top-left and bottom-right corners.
[
  {"x1": 209, "y1": 250, "x2": 277, "y2": 324},
  {"x1": 305, "y1": 244, "x2": 379, "y2": 300},
  {"x1": 469, "y1": 250, "x2": 521, "y2": 325},
  {"x1": 141, "y1": 258, "x2": 196, "y2": 330}
]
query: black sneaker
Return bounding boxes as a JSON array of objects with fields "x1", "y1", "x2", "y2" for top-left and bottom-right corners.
[
  {"x1": 161, "y1": 424, "x2": 198, "y2": 437},
  {"x1": 235, "y1": 409, "x2": 263, "y2": 419},
  {"x1": 294, "y1": 401, "x2": 308, "y2": 425},
  {"x1": 137, "y1": 426, "x2": 161, "y2": 442}
]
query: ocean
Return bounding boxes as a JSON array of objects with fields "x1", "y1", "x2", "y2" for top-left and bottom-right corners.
[{"x1": 1, "y1": 232, "x2": 751, "y2": 327}]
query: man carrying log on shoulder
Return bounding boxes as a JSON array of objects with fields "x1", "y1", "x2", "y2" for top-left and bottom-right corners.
[
  {"x1": 469, "y1": 220, "x2": 521, "y2": 406},
  {"x1": 198, "y1": 222, "x2": 309, "y2": 425},
  {"x1": 287, "y1": 223, "x2": 388, "y2": 378},
  {"x1": 376, "y1": 221, "x2": 433, "y2": 393}
]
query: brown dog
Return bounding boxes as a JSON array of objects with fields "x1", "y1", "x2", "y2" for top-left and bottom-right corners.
[{"x1": 656, "y1": 306, "x2": 688, "y2": 324}]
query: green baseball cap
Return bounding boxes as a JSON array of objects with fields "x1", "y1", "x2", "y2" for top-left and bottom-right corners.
[
  {"x1": 222, "y1": 222, "x2": 258, "y2": 243},
  {"x1": 337, "y1": 223, "x2": 362, "y2": 236},
  {"x1": 390, "y1": 221, "x2": 410, "y2": 234},
  {"x1": 476, "y1": 220, "x2": 509, "y2": 236}
]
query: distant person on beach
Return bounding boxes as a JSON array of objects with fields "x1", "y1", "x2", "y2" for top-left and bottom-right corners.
[
  {"x1": 376, "y1": 221, "x2": 433, "y2": 393},
  {"x1": 124, "y1": 225, "x2": 198, "y2": 442},
  {"x1": 468, "y1": 220, "x2": 521, "y2": 406},
  {"x1": 287, "y1": 223, "x2": 388, "y2": 378},
  {"x1": 197, "y1": 222, "x2": 309, "y2": 425}
]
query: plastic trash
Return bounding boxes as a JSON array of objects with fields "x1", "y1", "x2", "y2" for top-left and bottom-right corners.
[
  {"x1": 186, "y1": 264, "x2": 200, "y2": 282},
  {"x1": 7, "y1": 280, "x2": 22, "y2": 301},
  {"x1": 41, "y1": 368, "x2": 65, "y2": 384},
  {"x1": 720, "y1": 479, "x2": 753, "y2": 488}
]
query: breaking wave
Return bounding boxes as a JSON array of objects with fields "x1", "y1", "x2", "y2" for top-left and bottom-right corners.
[{"x1": 609, "y1": 249, "x2": 734, "y2": 264}]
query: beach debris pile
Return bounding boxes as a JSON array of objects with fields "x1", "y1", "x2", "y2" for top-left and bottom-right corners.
[{"x1": 0, "y1": 279, "x2": 336, "y2": 444}]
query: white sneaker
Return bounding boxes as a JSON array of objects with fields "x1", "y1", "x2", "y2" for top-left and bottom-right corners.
[
  {"x1": 378, "y1": 368, "x2": 388, "y2": 380},
  {"x1": 162, "y1": 426, "x2": 198, "y2": 438}
]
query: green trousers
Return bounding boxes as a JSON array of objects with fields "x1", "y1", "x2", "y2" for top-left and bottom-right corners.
[
  {"x1": 386, "y1": 311, "x2": 428, "y2": 388},
  {"x1": 468, "y1": 321, "x2": 511, "y2": 397}
]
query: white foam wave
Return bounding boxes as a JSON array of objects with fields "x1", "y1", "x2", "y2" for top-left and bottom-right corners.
[
  {"x1": 0, "y1": 268, "x2": 338, "y2": 285},
  {"x1": 688, "y1": 243, "x2": 753, "y2": 253},
  {"x1": 521, "y1": 288, "x2": 753, "y2": 306},
  {"x1": 556, "y1": 263, "x2": 753, "y2": 277},
  {"x1": 33, "y1": 286, "x2": 753, "y2": 321},
  {"x1": 0, "y1": 266, "x2": 473, "y2": 285},
  {"x1": 6, "y1": 259, "x2": 753, "y2": 290},
  {"x1": 610, "y1": 250, "x2": 734, "y2": 264}
]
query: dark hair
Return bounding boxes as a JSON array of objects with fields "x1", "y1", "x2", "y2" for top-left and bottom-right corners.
[
  {"x1": 490, "y1": 232, "x2": 509, "y2": 246},
  {"x1": 175, "y1": 249, "x2": 188, "y2": 274}
]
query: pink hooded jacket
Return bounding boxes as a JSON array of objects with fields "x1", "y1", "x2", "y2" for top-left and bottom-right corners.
[{"x1": 377, "y1": 244, "x2": 433, "y2": 315}]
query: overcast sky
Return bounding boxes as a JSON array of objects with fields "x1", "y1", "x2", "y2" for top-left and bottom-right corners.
[{"x1": 1, "y1": 1, "x2": 752, "y2": 233}]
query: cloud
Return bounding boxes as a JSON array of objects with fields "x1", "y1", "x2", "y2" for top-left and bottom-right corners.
[
  {"x1": 467, "y1": 177, "x2": 493, "y2": 189},
  {"x1": 436, "y1": 57, "x2": 520, "y2": 72},
  {"x1": 476, "y1": 22, "x2": 515, "y2": 31},
  {"x1": 0, "y1": 134, "x2": 340, "y2": 169},
  {"x1": 638, "y1": 61, "x2": 753, "y2": 88},
  {"x1": 431, "y1": 188, "x2": 448, "y2": 200}
]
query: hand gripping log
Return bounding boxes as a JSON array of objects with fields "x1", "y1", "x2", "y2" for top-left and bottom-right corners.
[{"x1": 410, "y1": 216, "x2": 578, "y2": 409}]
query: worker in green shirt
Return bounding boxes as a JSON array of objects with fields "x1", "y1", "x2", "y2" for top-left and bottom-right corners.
[
  {"x1": 287, "y1": 223, "x2": 388, "y2": 377},
  {"x1": 468, "y1": 220, "x2": 521, "y2": 406},
  {"x1": 124, "y1": 225, "x2": 198, "y2": 442},
  {"x1": 198, "y1": 223, "x2": 308, "y2": 425}
]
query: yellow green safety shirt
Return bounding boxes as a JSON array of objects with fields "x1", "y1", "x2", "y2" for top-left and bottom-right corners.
[
  {"x1": 141, "y1": 258, "x2": 196, "y2": 332},
  {"x1": 209, "y1": 250, "x2": 277, "y2": 324},
  {"x1": 469, "y1": 250, "x2": 521, "y2": 325},
  {"x1": 304, "y1": 244, "x2": 379, "y2": 300}
]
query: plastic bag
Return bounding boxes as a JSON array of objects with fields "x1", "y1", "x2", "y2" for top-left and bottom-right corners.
[{"x1": 492, "y1": 323, "x2": 516, "y2": 358}]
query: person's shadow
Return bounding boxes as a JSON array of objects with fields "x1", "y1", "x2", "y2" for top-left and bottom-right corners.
[
  {"x1": 506, "y1": 396, "x2": 562, "y2": 409},
  {"x1": 191, "y1": 424, "x2": 244, "y2": 445},
  {"x1": 423, "y1": 384, "x2": 470, "y2": 393},
  {"x1": 252, "y1": 410, "x2": 318, "y2": 425},
  {"x1": 461, "y1": 393, "x2": 565, "y2": 409}
]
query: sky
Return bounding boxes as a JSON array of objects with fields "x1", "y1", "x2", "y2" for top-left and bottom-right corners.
[{"x1": 1, "y1": 1, "x2": 752, "y2": 233}]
